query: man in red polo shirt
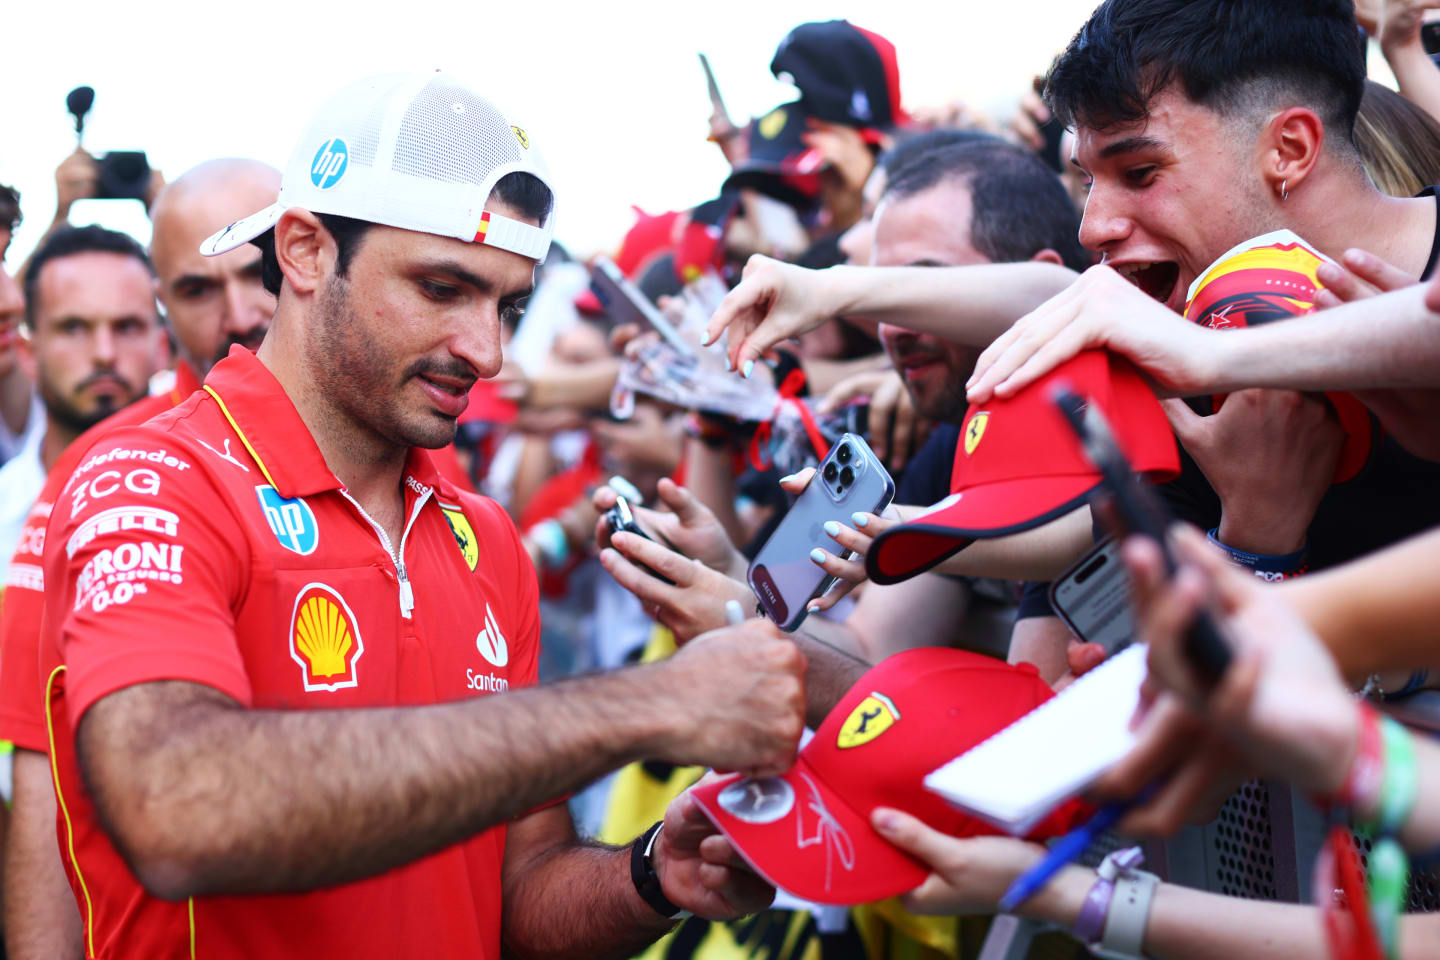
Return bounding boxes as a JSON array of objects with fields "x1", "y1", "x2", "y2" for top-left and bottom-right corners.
[
  {"x1": 0, "y1": 159, "x2": 280, "y2": 959},
  {"x1": 39, "y1": 73, "x2": 803, "y2": 959}
]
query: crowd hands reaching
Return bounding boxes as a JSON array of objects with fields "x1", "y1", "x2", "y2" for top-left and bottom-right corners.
[
  {"x1": 480, "y1": 4, "x2": 1440, "y2": 958},
  {"x1": 5, "y1": 3, "x2": 1440, "y2": 959}
]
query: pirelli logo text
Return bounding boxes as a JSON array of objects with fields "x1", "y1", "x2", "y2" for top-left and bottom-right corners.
[{"x1": 67, "y1": 506, "x2": 180, "y2": 558}]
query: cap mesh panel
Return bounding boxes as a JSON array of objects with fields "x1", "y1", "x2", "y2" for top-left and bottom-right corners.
[{"x1": 391, "y1": 77, "x2": 528, "y2": 185}]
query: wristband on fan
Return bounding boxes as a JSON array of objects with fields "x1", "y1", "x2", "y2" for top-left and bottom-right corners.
[
  {"x1": 1206, "y1": 528, "x2": 1309, "y2": 579},
  {"x1": 1073, "y1": 846, "x2": 1146, "y2": 946},
  {"x1": 1329, "y1": 706, "x2": 1418, "y2": 960},
  {"x1": 1326, "y1": 704, "x2": 1384, "y2": 813}
]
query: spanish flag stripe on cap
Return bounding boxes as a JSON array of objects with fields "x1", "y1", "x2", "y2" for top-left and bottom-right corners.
[{"x1": 473, "y1": 211, "x2": 491, "y2": 244}]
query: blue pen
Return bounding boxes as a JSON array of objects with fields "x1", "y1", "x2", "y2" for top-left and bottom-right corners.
[{"x1": 996, "y1": 800, "x2": 1133, "y2": 913}]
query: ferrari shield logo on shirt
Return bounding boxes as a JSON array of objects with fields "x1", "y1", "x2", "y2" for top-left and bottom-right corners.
[
  {"x1": 290, "y1": 583, "x2": 365, "y2": 692},
  {"x1": 255, "y1": 485, "x2": 318, "y2": 555},
  {"x1": 964, "y1": 412, "x2": 990, "y2": 456},
  {"x1": 440, "y1": 503, "x2": 478, "y2": 571},
  {"x1": 836, "y1": 692, "x2": 900, "y2": 749}
]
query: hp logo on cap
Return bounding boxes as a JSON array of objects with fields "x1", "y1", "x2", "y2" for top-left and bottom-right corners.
[{"x1": 310, "y1": 138, "x2": 348, "y2": 190}]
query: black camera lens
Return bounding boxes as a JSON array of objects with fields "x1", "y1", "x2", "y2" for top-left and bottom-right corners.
[
  {"x1": 823, "y1": 462, "x2": 838, "y2": 483},
  {"x1": 839, "y1": 466, "x2": 854, "y2": 486},
  {"x1": 835, "y1": 444, "x2": 852, "y2": 464}
]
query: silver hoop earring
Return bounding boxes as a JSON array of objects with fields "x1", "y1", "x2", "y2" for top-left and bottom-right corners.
[{"x1": 1281, "y1": 179, "x2": 1289, "y2": 201}]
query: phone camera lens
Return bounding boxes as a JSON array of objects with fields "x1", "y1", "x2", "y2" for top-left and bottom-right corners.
[
  {"x1": 836, "y1": 444, "x2": 852, "y2": 464},
  {"x1": 839, "y1": 466, "x2": 854, "y2": 486},
  {"x1": 823, "y1": 462, "x2": 838, "y2": 483}
]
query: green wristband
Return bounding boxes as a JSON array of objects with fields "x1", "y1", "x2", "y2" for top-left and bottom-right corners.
[{"x1": 1375, "y1": 718, "x2": 1419, "y2": 836}]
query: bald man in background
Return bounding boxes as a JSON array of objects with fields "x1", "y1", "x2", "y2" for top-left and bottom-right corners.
[
  {"x1": 0, "y1": 159, "x2": 278, "y2": 960},
  {"x1": 148, "y1": 158, "x2": 280, "y2": 378}
]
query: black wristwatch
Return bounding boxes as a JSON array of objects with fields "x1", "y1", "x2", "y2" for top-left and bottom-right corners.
[{"x1": 630, "y1": 821, "x2": 691, "y2": 921}]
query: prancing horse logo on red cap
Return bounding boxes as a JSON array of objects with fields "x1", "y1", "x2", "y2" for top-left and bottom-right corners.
[{"x1": 964, "y1": 412, "x2": 990, "y2": 456}]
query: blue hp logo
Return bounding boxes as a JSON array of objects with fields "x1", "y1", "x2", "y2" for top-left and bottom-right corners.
[
  {"x1": 310, "y1": 138, "x2": 348, "y2": 189},
  {"x1": 255, "y1": 485, "x2": 319, "y2": 555}
]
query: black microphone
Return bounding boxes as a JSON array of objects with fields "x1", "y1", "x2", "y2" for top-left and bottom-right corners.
[{"x1": 66, "y1": 86, "x2": 94, "y2": 136}]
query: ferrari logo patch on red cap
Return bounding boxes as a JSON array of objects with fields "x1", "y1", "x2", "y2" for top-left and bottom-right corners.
[
  {"x1": 964, "y1": 412, "x2": 990, "y2": 456},
  {"x1": 837, "y1": 692, "x2": 899, "y2": 749}
]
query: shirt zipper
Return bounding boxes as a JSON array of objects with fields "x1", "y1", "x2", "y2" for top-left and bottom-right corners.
[{"x1": 339, "y1": 485, "x2": 432, "y2": 619}]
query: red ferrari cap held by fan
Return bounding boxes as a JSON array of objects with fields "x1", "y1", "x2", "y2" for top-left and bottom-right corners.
[
  {"x1": 1183, "y1": 229, "x2": 1374, "y2": 483},
  {"x1": 691, "y1": 647, "x2": 1087, "y2": 905},
  {"x1": 866, "y1": 350, "x2": 1179, "y2": 585}
]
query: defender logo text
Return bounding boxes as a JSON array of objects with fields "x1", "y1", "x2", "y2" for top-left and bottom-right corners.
[{"x1": 256, "y1": 485, "x2": 318, "y2": 555}]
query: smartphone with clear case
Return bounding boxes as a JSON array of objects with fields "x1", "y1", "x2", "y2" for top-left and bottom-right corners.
[{"x1": 748, "y1": 433, "x2": 894, "y2": 632}]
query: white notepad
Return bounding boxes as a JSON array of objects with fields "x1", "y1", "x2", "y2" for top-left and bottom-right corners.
[{"x1": 924, "y1": 644, "x2": 1149, "y2": 835}]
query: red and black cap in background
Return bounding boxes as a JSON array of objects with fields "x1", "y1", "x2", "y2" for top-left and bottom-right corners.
[
  {"x1": 691, "y1": 647, "x2": 1088, "y2": 905},
  {"x1": 722, "y1": 103, "x2": 827, "y2": 212},
  {"x1": 866, "y1": 350, "x2": 1180, "y2": 585},
  {"x1": 771, "y1": 20, "x2": 908, "y2": 130}
]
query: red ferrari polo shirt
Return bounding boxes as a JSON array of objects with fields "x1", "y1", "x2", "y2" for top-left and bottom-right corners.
[
  {"x1": 40, "y1": 347, "x2": 540, "y2": 959},
  {"x1": 0, "y1": 362, "x2": 201, "y2": 751}
]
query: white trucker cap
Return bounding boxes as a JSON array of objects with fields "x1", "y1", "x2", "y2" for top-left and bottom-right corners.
[{"x1": 200, "y1": 71, "x2": 554, "y2": 262}]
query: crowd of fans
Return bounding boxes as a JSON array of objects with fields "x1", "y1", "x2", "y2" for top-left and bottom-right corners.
[{"x1": 3, "y1": 1, "x2": 1440, "y2": 958}]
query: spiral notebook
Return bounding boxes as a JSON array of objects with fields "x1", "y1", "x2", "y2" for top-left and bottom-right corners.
[{"x1": 923, "y1": 644, "x2": 1148, "y2": 835}]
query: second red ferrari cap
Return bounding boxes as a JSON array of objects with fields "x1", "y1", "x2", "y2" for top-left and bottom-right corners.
[
  {"x1": 690, "y1": 647, "x2": 1088, "y2": 906},
  {"x1": 866, "y1": 350, "x2": 1179, "y2": 585}
]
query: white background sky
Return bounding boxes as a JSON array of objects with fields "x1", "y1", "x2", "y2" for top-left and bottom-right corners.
[{"x1": 2, "y1": 1, "x2": 1105, "y2": 266}]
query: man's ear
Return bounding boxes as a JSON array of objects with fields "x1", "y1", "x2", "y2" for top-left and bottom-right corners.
[
  {"x1": 1029, "y1": 248, "x2": 1065, "y2": 266},
  {"x1": 272, "y1": 209, "x2": 334, "y2": 297},
  {"x1": 1262, "y1": 107, "x2": 1325, "y2": 199}
]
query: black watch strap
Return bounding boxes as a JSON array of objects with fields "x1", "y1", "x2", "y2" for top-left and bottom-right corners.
[{"x1": 630, "y1": 821, "x2": 690, "y2": 920}]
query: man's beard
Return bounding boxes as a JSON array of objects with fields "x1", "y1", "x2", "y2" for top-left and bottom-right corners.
[
  {"x1": 41, "y1": 371, "x2": 138, "y2": 436},
  {"x1": 211, "y1": 326, "x2": 268, "y2": 368},
  {"x1": 306, "y1": 274, "x2": 461, "y2": 453}
]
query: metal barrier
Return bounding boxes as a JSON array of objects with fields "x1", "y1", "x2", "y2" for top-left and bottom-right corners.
[{"x1": 975, "y1": 691, "x2": 1440, "y2": 958}]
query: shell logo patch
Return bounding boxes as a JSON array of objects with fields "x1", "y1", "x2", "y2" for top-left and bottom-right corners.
[
  {"x1": 511, "y1": 125, "x2": 530, "y2": 150},
  {"x1": 440, "y1": 503, "x2": 478, "y2": 572},
  {"x1": 289, "y1": 583, "x2": 365, "y2": 692},
  {"x1": 759, "y1": 107, "x2": 787, "y2": 140},
  {"x1": 964, "y1": 412, "x2": 990, "y2": 456},
  {"x1": 837, "y1": 692, "x2": 900, "y2": 749}
]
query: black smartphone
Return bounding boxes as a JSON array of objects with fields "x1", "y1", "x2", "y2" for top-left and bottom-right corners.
[
  {"x1": 1052, "y1": 387, "x2": 1232, "y2": 685},
  {"x1": 1423, "y1": 20, "x2": 1440, "y2": 57},
  {"x1": 603, "y1": 496, "x2": 675, "y2": 585},
  {"x1": 1049, "y1": 538, "x2": 1135, "y2": 653}
]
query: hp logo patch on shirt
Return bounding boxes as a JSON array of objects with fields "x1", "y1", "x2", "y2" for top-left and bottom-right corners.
[
  {"x1": 310, "y1": 137, "x2": 348, "y2": 189},
  {"x1": 255, "y1": 485, "x2": 319, "y2": 555}
]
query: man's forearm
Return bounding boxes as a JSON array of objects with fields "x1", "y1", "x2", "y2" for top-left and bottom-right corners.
[
  {"x1": 930, "y1": 507, "x2": 1093, "y2": 582},
  {"x1": 1284, "y1": 526, "x2": 1440, "y2": 678},
  {"x1": 6, "y1": 750, "x2": 84, "y2": 960},
  {"x1": 1218, "y1": 284, "x2": 1440, "y2": 393},
  {"x1": 824, "y1": 261, "x2": 1077, "y2": 347},
  {"x1": 501, "y1": 839, "x2": 672, "y2": 960},
  {"x1": 81, "y1": 667, "x2": 688, "y2": 900},
  {"x1": 793, "y1": 622, "x2": 869, "y2": 725}
]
